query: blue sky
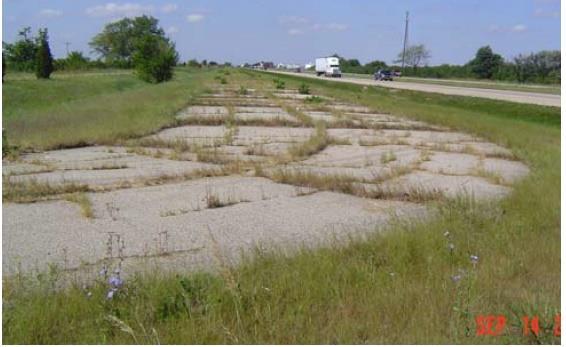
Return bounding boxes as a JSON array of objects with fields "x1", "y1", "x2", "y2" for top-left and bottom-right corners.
[{"x1": 2, "y1": 0, "x2": 561, "y2": 65}]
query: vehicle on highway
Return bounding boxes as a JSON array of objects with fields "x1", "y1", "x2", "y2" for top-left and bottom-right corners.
[
  {"x1": 316, "y1": 57, "x2": 342, "y2": 77},
  {"x1": 374, "y1": 69, "x2": 393, "y2": 81}
]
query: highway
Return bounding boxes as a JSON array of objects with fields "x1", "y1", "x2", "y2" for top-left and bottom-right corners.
[{"x1": 268, "y1": 70, "x2": 561, "y2": 107}]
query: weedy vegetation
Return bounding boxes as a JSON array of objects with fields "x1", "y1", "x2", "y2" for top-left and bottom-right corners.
[
  {"x1": 63, "y1": 192, "x2": 94, "y2": 218},
  {"x1": 2, "y1": 68, "x2": 560, "y2": 344},
  {"x1": 298, "y1": 82, "x2": 310, "y2": 95},
  {"x1": 273, "y1": 78, "x2": 285, "y2": 90},
  {"x1": 3, "y1": 68, "x2": 210, "y2": 150},
  {"x1": 288, "y1": 122, "x2": 329, "y2": 159}
]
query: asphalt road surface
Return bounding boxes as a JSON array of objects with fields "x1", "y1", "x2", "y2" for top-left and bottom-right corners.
[{"x1": 269, "y1": 71, "x2": 561, "y2": 107}]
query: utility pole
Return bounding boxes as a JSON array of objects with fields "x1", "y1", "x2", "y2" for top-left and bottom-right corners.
[
  {"x1": 401, "y1": 11, "x2": 409, "y2": 73},
  {"x1": 65, "y1": 41, "x2": 71, "y2": 56}
]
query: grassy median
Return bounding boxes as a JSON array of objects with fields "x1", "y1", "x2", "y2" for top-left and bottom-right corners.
[
  {"x1": 3, "y1": 68, "x2": 212, "y2": 151},
  {"x1": 2, "y1": 69, "x2": 560, "y2": 344}
]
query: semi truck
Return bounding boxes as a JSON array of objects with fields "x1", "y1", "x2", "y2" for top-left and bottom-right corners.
[{"x1": 315, "y1": 57, "x2": 341, "y2": 77}]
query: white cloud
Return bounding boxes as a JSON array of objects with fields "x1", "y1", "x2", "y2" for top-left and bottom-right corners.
[
  {"x1": 166, "y1": 26, "x2": 179, "y2": 34},
  {"x1": 511, "y1": 24, "x2": 527, "y2": 32},
  {"x1": 39, "y1": 9, "x2": 63, "y2": 18},
  {"x1": 288, "y1": 28, "x2": 303, "y2": 36},
  {"x1": 279, "y1": 16, "x2": 309, "y2": 25},
  {"x1": 161, "y1": 3, "x2": 177, "y2": 14},
  {"x1": 85, "y1": 3, "x2": 154, "y2": 18},
  {"x1": 489, "y1": 24, "x2": 527, "y2": 33},
  {"x1": 186, "y1": 13, "x2": 205, "y2": 23}
]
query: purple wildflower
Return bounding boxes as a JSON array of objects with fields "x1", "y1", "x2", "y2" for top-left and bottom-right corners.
[
  {"x1": 106, "y1": 288, "x2": 117, "y2": 300},
  {"x1": 108, "y1": 276, "x2": 123, "y2": 288}
]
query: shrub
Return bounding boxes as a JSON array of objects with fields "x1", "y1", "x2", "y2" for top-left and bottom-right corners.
[
  {"x1": 64, "y1": 51, "x2": 90, "y2": 70},
  {"x1": 304, "y1": 96, "x2": 323, "y2": 104},
  {"x1": 2, "y1": 128, "x2": 18, "y2": 159},
  {"x1": 3, "y1": 27, "x2": 38, "y2": 72},
  {"x1": 238, "y1": 86, "x2": 248, "y2": 95},
  {"x1": 35, "y1": 29, "x2": 53, "y2": 79},
  {"x1": 187, "y1": 59, "x2": 201, "y2": 68},
  {"x1": 132, "y1": 34, "x2": 178, "y2": 83},
  {"x1": 273, "y1": 78, "x2": 285, "y2": 89},
  {"x1": 298, "y1": 82, "x2": 310, "y2": 95}
]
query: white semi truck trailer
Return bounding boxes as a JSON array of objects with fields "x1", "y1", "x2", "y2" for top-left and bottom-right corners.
[{"x1": 315, "y1": 57, "x2": 341, "y2": 77}]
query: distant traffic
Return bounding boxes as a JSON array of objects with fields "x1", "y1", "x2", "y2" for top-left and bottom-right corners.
[{"x1": 243, "y1": 57, "x2": 405, "y2": 81}]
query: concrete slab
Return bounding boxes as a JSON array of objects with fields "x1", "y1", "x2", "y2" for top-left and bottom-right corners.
[
  {"x1": 273, "y1": 93, "x2": 328, "y2": 100},
  {"x1": 248, "y1": 142, "x2": 295, "y2": 156},
  {"x1": 451, "y1": 142, "x2": 514, "y2": 157},
  {"x1": 198, "y1": 98, "x2": 278, "y2": 107},
  {"x1": 234, "y1": 106, "x2": 298, "y2": 122},
  {"x1": 482, "y1": 158, "x2": 530, "y2": 184},
  {"x1": 344, "y1": 112, "x2": 399, "y2": 122},
  {"x1": 152, "y1": 126, "x2": 227, "y2": 146},
  {"x1": 275, "y1": 165, "x2": 388, "y2": 181},
  {"x1": 304, "y1": 111, "x2": 340, "y2": 123},
  {"x1": 181, "y1": 106, "x2": 229, "y2": 115},
  {"x1": 233, "y1": 126, "x2": 314, "y2": 145},
  {"x1": 7, "y1": 146, "x2": 217, "y2": 188},
  {"x1": 420, "y1": 152, "x2": 481, "y2": 176},
  {"x1": 329, "y1": 104, "x2": 373, "y2": 113},
  {"x1": 176, "y1": 106, "x2": 228, "y2": 122},
  {"x1": 381, "y1": 170, "x2": 511, "y2": 200},
  {"x1": 301, "y1": 145, "x2": 422, "y2": 168},
  {"x1": 3, "y1": 177, "x2": 426, "y2": 275},
  {"x1": 3, "y1": 162, "x2": 52, "y2": 175}
]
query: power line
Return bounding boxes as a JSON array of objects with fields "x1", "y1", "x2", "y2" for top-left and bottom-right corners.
[{"x1": 401, "y1": 11, "x2": 409, "y2": 72}]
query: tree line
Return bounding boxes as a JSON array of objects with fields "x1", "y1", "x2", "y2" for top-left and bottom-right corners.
[
  {"x1": 3, "y1": 15, "x2": 178, "y2": 83},
  {"x1": 337, "y1": 45, "x2": 560, "y2": 84}
]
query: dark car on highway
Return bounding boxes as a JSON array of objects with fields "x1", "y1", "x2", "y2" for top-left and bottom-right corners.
[{"x1": 374, "y1": 70, "x2": 393, "y2": 81}]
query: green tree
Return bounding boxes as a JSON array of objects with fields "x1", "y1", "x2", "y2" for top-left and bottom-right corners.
[
  {"x1": 394, "y1": 44, "x2": 431, "y2": 71},
  {"x1": 468, "y1": 46, "x2": 503, "y2": 79},
  {"x1": 132, "y1": 33, "x2": 178, "y2": 83},
  {"x1": 364, "y1": 60, "x2": 388, "y2": 73},
  {"x1": 64, "y1": 51, "x2": 90, "y2": 70},
  {"x1": 35, "y1": 28, "x2": 54, "y2": 79},
  {"x1": 187, "y1": 59, "x2": 201, "y2": 68},
  {"x1": 2, "y1": 52, "x2": 6, "y2": 81},
  {"x1": 514, "y1": 50, "x2": 560, "y2": 83},
  {"x1": 89, "y1": 15, "x2": 165, "y2": 67},
  {"x1": 3, "y1": 27, "x2": 38, "y2": 71}
]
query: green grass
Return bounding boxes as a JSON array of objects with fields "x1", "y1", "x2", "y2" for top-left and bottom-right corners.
[
  {"x1": 3, "y1": 68, "x2": 214, "y2": 150},
  {"x1": 2, "y1": 69, "x2": 560, "y2": 344}
]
